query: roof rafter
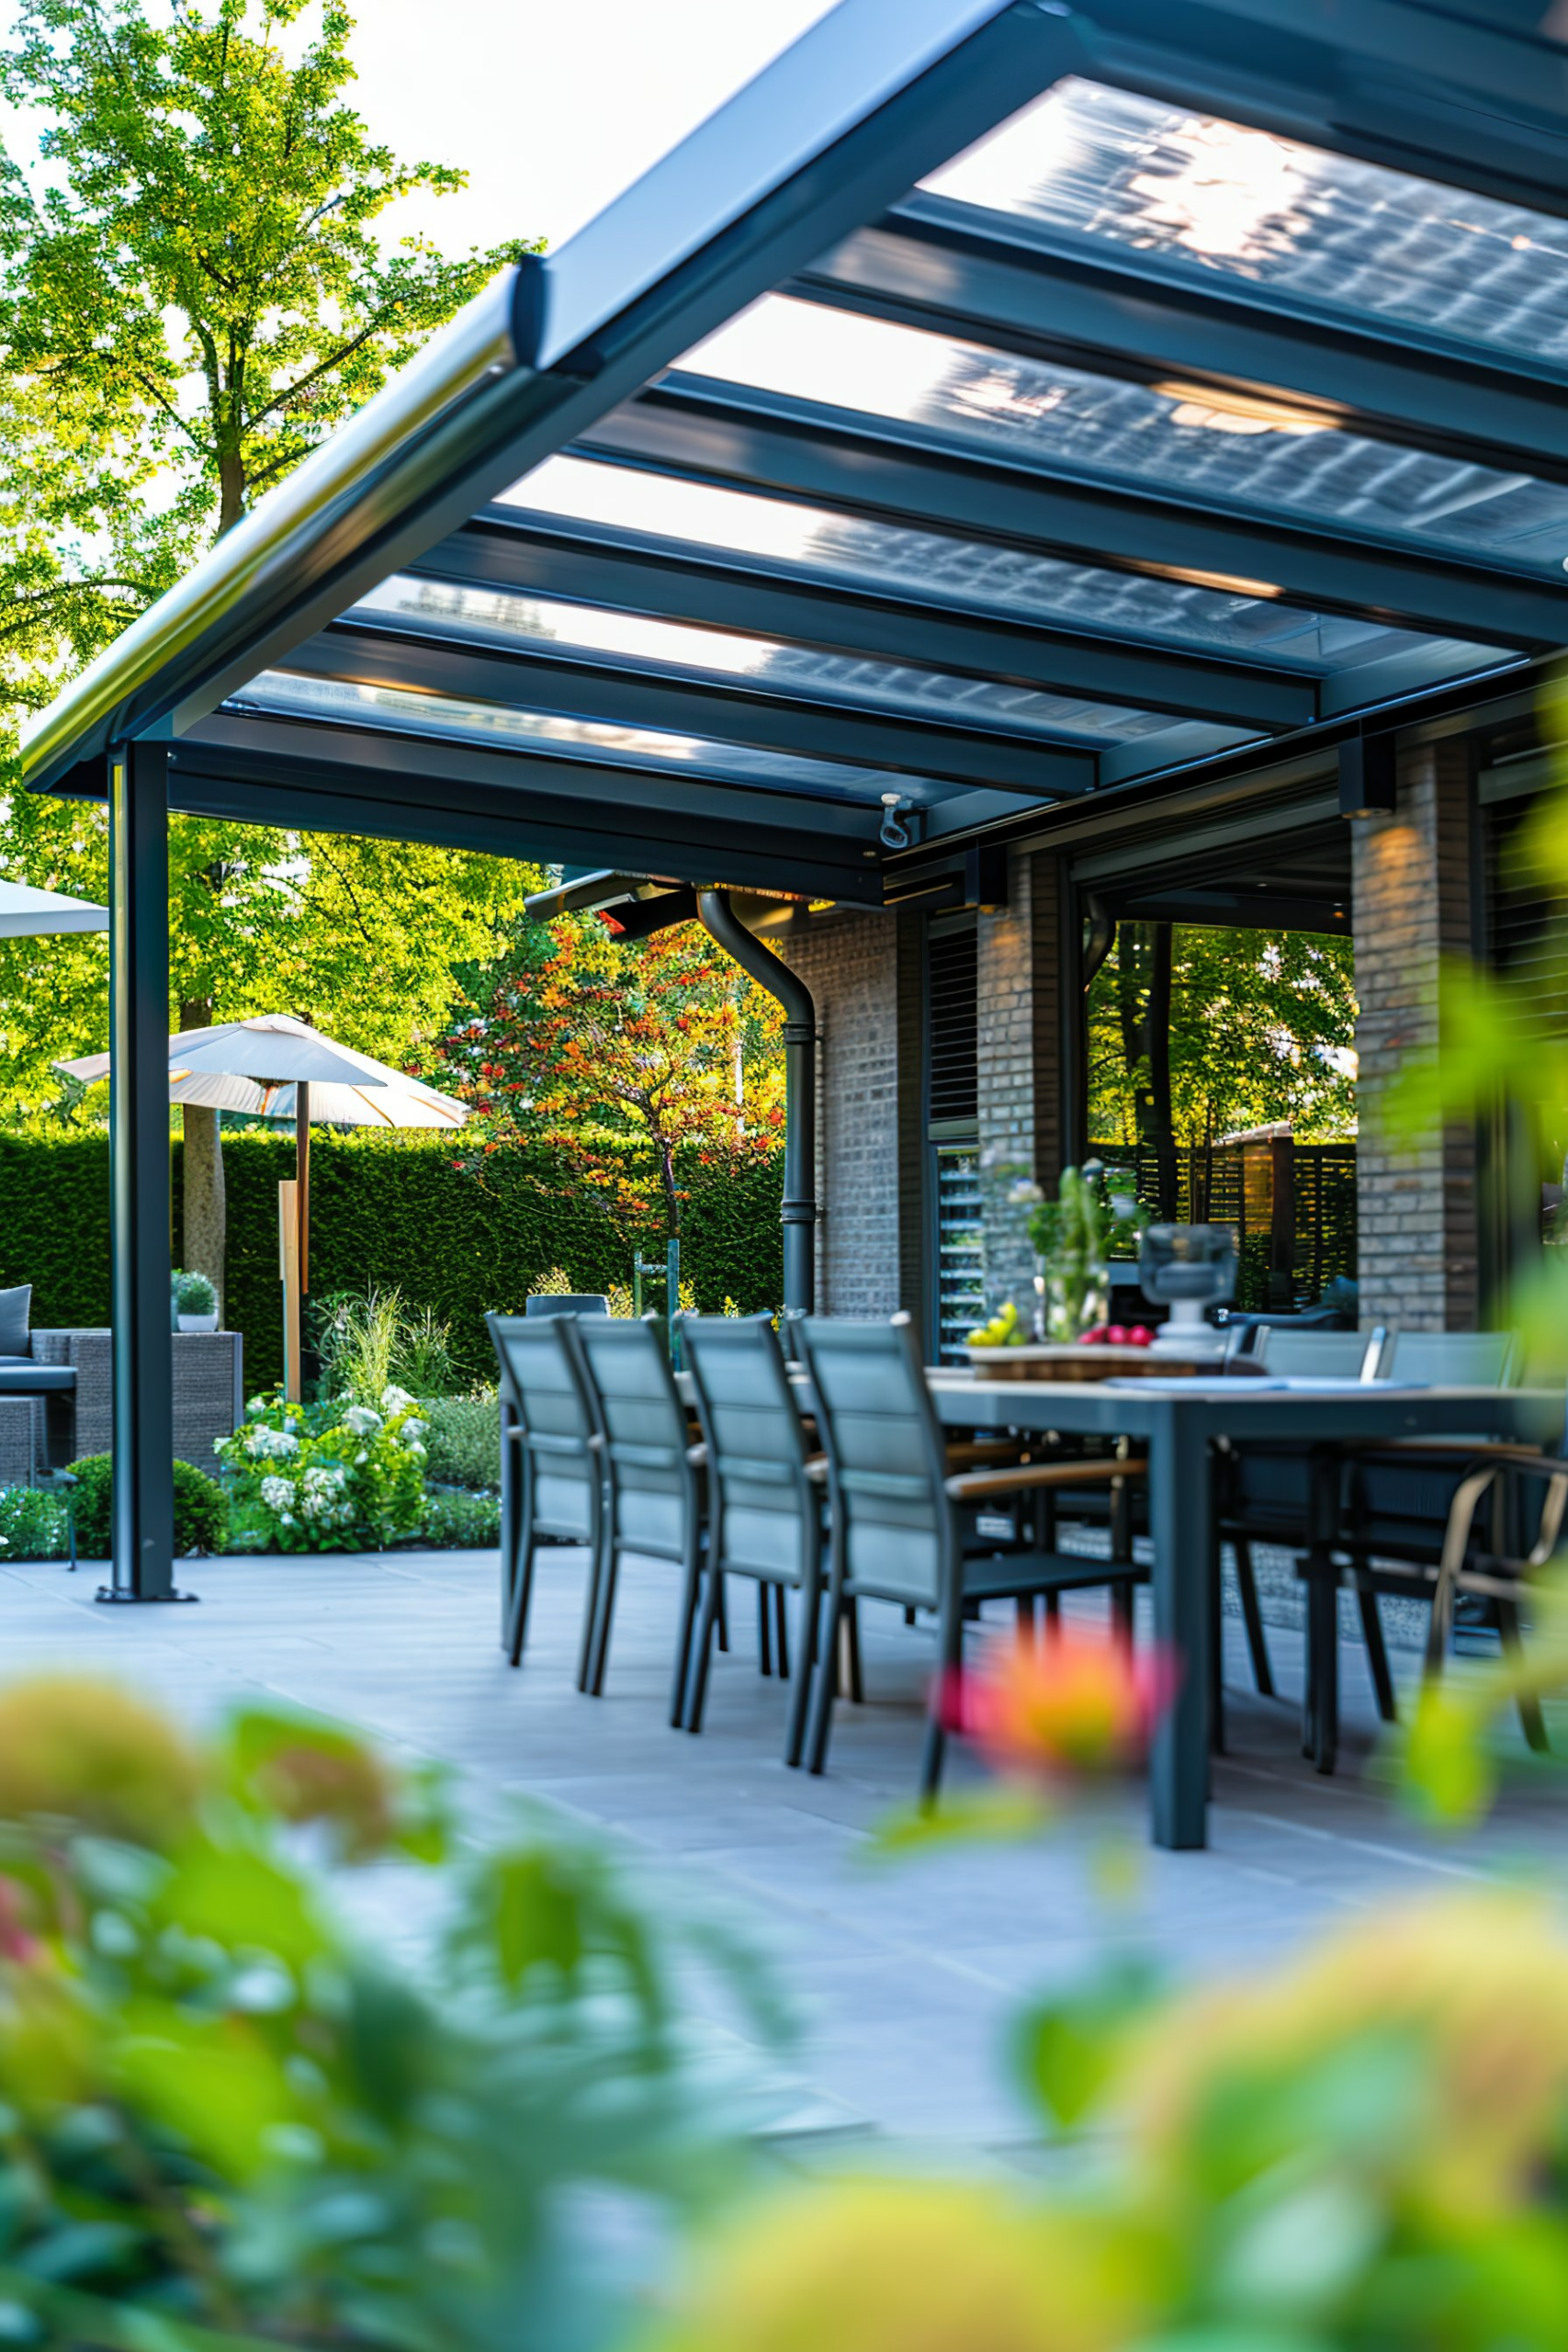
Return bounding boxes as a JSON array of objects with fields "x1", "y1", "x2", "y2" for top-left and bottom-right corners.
[{"x1": 581, "y1": 380, "x2": 1568, "y2": 650}]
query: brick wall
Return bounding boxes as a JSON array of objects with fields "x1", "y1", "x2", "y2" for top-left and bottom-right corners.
[
  {"x1": 777, "y1": 910, "x2": 923, "y2": 1319},
  {"x1": 976, "y1": 848, "x2": 1066, "y2": 1312},
  {"x1": 1351, "y1": 739, "x2": 1479, "y2": 1330}
]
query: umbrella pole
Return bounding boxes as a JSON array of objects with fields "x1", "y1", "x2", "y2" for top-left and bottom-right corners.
[{"x1": 288, "y1": 1080, "x2": 310, "y2": 1403}]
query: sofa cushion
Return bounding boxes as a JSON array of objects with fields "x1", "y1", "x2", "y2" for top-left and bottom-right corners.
[{"x1": 0, "y1": 1286, "x2": 31, "y2": 1359}]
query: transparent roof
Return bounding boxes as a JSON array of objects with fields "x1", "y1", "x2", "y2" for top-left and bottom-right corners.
[
  {"x1": 502, "y1": 454, "x2": 1506, "y2": 688},
  {"x1": 352, "y1": 573, "x2": 1174, "y2": 742},
  {"x1": 231, "y1": 669, "x2": 959, "y2": 807},
  {"x1": 924, "y1": 76, "x2": 1568, "y2": 370},
  {"x1": 680, "y1": 297, "x2": 1568, "y2": 572}
]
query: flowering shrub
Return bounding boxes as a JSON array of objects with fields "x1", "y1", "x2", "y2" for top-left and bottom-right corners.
[{"x1": 215, "y1": 1385, "x2": 427, "y2": 1552}]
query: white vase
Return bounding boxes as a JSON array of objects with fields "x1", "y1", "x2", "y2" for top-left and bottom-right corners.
[{"x1": 177, "y1": 1310, "x2": 220, "y2": 1332}]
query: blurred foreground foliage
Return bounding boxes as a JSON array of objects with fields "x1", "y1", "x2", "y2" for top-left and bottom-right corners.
[
  {"x1": 0, "y1": 1678, "x2": 773, "y2": 2352},
  {"x1": 11, "y1": 1660, "x2": 1568, "y2": 2352}
]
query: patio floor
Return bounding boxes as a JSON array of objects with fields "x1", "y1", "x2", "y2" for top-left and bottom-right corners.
[{"x1": 4, "y1": 1540, "x2": 1563, "y2": 2164}]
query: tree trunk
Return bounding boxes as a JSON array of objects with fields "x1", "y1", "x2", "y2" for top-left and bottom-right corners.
[
  {"x1": 180, "y1": 997, "x2": 225, "y2": 1317},
  {"x1": 659, "y1": 1139, "x2": 681, "y2": 1238},
  {"x1": 1146, "y1": 923, "x2": 1179, "y2": 1222}
]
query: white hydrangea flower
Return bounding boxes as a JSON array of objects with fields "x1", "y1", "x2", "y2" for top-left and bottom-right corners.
[
  {"x1": 400, "y1": 1417, "x2": 428, "y2": 1445},
  {"x1": 259, "y1": 1475, "x2": 294, "y2": 1512},
  {"x1": 343, "y1": 1405, "x2": 382, "y2": 1436},
  {"x1": 381, "y1": 1385, "x2": 415, "y2": 1415}
]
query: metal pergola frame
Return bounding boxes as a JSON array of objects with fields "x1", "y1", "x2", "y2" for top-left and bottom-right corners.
[{"x1": 17, "y1": 0, "x2": 1568, "y2": 1701}]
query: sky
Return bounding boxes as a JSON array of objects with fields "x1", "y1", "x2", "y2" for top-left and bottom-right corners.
[{"x1": 344, "y1": 0, "x2": 842, "y2": 258}]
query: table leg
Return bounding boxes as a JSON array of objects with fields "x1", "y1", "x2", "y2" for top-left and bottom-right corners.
[{"x1": 1148, "y1": 1400, "x2": 1212, "y2": 1849}]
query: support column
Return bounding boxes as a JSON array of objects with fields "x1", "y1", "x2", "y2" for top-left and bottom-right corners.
[
  {"x1": 1350, "y1": 738, "x2": 1479, "y2": 1331},
  {"x1": 105, "y1": 741, "x2": 182, "y2": 1602}
]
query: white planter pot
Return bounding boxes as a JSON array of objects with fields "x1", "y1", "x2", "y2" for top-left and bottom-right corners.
[{"x1": 177, "y1": 1311, "x2": 220, "y2": 1332}]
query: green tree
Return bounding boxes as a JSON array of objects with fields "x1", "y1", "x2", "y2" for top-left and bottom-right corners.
[
  {"x1": 1089, "y1": 921, "x2": 1358, "y2": 1151},
  {"x1": 0, "y1": 0, "x2": 544, "y2": 1303}
]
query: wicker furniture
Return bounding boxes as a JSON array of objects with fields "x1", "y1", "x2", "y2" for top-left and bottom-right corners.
[{"x1": 27, "y1": 1329, "x2": 243, "y2": 1471}]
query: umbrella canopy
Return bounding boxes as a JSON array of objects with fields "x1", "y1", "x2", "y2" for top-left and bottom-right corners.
[
  {"x1": 0, "y1": 878, "x2": 108, "y2": 936},
  {"x1": 59, "y1": 1014, "x2": 468, "y2": 1127}
]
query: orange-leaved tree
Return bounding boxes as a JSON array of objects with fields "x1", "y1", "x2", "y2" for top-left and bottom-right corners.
[{"x1": 437, "y1": 912, "x2": 784, "y2": 1238}]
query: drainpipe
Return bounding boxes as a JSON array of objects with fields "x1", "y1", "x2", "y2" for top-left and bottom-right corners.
[{"x1": 698, "y1": 890, "x2": 817, "y2": 1317}]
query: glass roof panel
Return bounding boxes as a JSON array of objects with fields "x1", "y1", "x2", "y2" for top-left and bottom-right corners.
[
  {"x1": 501, "y1": 456, "x2": 1506, "y2": 689},
  {"x1": 229, "y1": 669, "x2": 961, "y2": 808},
  {"x1": 681, "y1": 297, "x2": 1568, "y2": 571},
  {"x1": 923, "y1": 76, "x2": 1568, "y2": 370},
  {"x1": 352, "y1": 573, "x2": 1170, "y2": 742}
]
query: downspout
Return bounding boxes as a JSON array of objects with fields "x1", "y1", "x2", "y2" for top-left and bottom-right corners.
[{"x1": 698, "y1": 890, "x2": 817, "y2": 1317}]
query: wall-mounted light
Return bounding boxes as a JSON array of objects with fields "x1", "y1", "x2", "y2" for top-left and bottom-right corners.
[{"x1": 1338, "y1": 733, "x2": 1397, "y2": 820}]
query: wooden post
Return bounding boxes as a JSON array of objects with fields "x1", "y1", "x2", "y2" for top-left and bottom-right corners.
[{"x1": 279, "y1": 1178, "x2": 302, "y2": 1403}]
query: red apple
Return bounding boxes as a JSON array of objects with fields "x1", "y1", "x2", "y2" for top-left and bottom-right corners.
[
  {"x1": 1129, "y1": 1326, "x2": 1153, "y2": 1347},
  {"x1": 1107, "y1": 1325, "x2": 1127, "y2": 1345}
]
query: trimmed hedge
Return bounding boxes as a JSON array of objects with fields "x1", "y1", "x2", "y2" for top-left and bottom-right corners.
[{"x1": 0, "y1": 1130, "x2": 784, "y2": 1393}]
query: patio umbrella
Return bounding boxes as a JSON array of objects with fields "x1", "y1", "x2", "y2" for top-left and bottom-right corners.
[
  {"x1": 58, "y1": 1016, "x2": 467, "y2": 1367},
  {"x1": 0, "y1": 877, "x2": 108, "y2": 935}
]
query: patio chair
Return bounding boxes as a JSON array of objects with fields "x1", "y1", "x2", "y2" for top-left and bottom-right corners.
[
  {"x1": 680, "y1": 1312, "x2": 825, "y2": 1762},
  {"x1": 1417, "y1": 1418, "x2": 1568, "y2": 1752},
  {"x1": 795, "y1": 1313, "x2": 1148, "y2": 1804},
  {"x1": 1215, "y1": 1323, "x2": 1385, "y2": 1705},
  {"x1": 569, "y1": 1313, "x2": 703, "y2": 1700},
  {"x1": 525, "y1": 1295, "x2": 610, "y2": 1317},
  {"x1": 486, "y1": 1311, "x2": 604, "y2": 1685},
  {"x1": 1308, "y1": 1328, "x2": 1530, "y2": 1762}
]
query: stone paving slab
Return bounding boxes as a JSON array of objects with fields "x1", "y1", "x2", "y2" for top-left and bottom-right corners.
[{"x1": 3, "y1": 1541, "x2": 1563, "y2": 2155}]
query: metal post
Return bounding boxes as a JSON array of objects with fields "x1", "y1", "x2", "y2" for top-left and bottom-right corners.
[
  {"x1": 104, "y1": 741, "x2": 187, "y2": 1603},
  {"x1": 667, "y1": 1236, "x2": 681, "y2": 1366},
  {"x1": 696, "y1": 891, "x2": 817, "y2": 1316}
]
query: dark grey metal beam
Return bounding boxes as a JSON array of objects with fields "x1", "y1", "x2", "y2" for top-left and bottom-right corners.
[
  {"x1": 171, "y1": 711, "x2": 890, "y2": 901},
  {"x1": 105, "y1": 740, "x2": 182, "y2": 1605},
  {"x1": 301, "y1": 618, "x2": 1101, "y2": 798},
  {"x1": 24, "y1": 0, "x2": 1086, "y2": 794},
  {"x1": 796, "y1": 201, "x2": 1568, "y2": 487},
  {"x1": 581, "y1": 382, "x2": 1568, "y2": 651},
  {"x1": 427, "y1": 516, "x2": 1322, "y2": 732}
]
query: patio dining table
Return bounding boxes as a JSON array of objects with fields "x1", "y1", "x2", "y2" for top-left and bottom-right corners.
[{"x1": 930, "y1": 1373, "x2": 1565, "y2": 1849}]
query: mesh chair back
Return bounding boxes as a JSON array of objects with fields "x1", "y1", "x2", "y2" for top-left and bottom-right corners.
[
  {"x1": 486, "y1": 1312, "x2": 598, "y2": 1536},
  {"x1": 796, "y1": 1314, "x2": 945, "y2": 1607},
  {"x1": 683, "y1": 1315, "x2": 812, "y2": 1579},
  {"x1": 573, "y1": 1315, "x2": 691, "y2": 1559},
  {"x1": 525, "y1": 1294, "x2": 609, "y2": 1317},
  {"x1": 1253, "y1": 1325, "x2": 1382, "y2": 1378},
  {"x1": 1382, "y1": 1329, "x2": 1517, "y2": 1386}
]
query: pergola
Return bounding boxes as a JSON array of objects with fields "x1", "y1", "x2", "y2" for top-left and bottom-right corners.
[{"x1": 21, "y1": 0, "x2": 1568, "y2": 1596}]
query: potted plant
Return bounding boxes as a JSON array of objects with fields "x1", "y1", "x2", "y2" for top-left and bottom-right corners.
[{"x1": 175, "y1": 1269, "x2": 220, "y2": 1331}]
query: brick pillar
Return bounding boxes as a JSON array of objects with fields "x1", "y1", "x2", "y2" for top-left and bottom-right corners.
[
  {"x1": 777, "y1": 910, "x2": 923, "y2": 1319},
  {"x1": 976, "y1": 849, "x2": 1065, "y2": 1317},
  {"x1": 1350, "y1": 740, "x2": 1479, "y2": 1330}
]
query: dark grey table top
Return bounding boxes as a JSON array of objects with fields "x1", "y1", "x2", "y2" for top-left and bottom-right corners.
[{"x1": 928, "y1": 1373, "x2": 1564, "y2": 1444}]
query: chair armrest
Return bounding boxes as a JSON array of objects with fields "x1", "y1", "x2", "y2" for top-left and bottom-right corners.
[
  {"x1": 686, "y1": 1442, "x2": 708, "y2": 1470},
  {"x1": 943, "y1": 1438, "x2": 1027, "y2": 1472},
  {"x1": 946, "y1": 1458, "x2": 1147, "y2": 1503},
  {"x1": 1345, "y1": 1439, "x2": 1546, "y2": 1466},
  {"x1": 805, "y1": 1453, "x2": 828, "y2": 1483}
]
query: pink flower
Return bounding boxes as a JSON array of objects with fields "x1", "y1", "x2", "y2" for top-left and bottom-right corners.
[{"x1": 941, "y1": 1632, "x2": 1177, "y2": 1782}]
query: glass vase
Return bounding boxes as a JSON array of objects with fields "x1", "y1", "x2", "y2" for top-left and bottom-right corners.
[{"x1": 1041, "y1": 1256, "x2": 1110, "y2": 1343}]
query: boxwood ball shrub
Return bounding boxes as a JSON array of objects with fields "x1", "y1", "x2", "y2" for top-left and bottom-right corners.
[
  {"x1": 68, "y1": 1455, "x2": 230, "y2": 1558},
  {"x1": 216, "y1": 1387, "x2": 427, "y2": 1552}
]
